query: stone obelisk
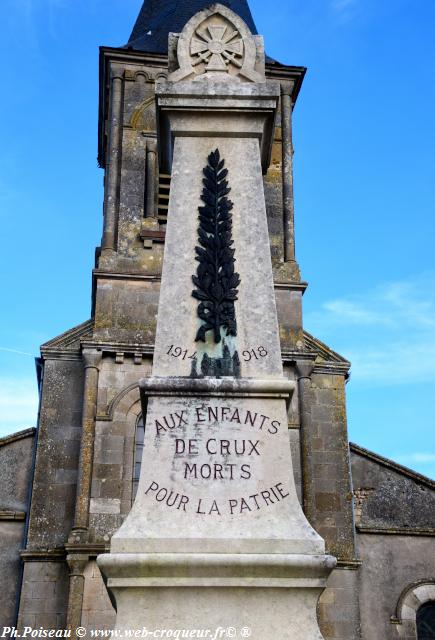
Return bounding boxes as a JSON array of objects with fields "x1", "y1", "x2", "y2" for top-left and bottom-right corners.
[{"x1": 98, "y1": 5, "x2": 335, "y2": 638}]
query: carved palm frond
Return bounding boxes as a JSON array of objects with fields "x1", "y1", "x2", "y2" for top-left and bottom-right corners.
[{"x1": 192, "y1": 149, "x2": 240, "y2": 343}]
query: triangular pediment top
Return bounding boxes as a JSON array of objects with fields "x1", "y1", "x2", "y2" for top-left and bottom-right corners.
[
  {"x1": 40, "y1": 319, "x2": 94, "y2": 353},
  {"x1": 303, "y1": 330, "x2": 350, "y2": 365}
]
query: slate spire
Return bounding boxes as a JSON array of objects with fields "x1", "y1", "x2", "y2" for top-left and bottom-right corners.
[{"x1": 126, "y1": 0, "x2": 258, "y2": 54}]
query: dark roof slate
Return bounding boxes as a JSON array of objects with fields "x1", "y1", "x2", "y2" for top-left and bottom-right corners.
[{"x1": 126, "y1": 0, "x2": 258, "y2": 54}]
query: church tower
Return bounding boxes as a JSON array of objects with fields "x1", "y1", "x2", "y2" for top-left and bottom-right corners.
[{"x1": 13, "y1": 1, "x2": 362, "y2": 637}]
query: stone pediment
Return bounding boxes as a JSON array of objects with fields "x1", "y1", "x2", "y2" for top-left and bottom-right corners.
[
  {"x1": 303, "y1": 331, "x2": 350, "y2": 365},
  {"x1": 40, "y1": 319, "x2": 94, "y2": 356}
]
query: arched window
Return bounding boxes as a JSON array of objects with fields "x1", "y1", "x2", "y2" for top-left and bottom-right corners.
[
  {"x1": 417, "y1": 602, "x2": 435, "y2": 640},
  {"x1": 132, "y1": 415, "x2": 145, "y2": 502},
  {"x1": 393, "y1": 582, "x2": 435, "y2": 639}
]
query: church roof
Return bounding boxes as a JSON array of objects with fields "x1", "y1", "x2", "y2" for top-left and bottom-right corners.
[
  {"x1": 126, "y1": 0, "x2": 258, "y2": 54},
  {"x1": 303, "y1": 331, "x2": 350, "y2": 365},
  {"x1": 40, "y1": 319, "x2": 94, "y2": 356},
  {"x1": 350, "y1": 442, "x2": 435, "y2": 489}
]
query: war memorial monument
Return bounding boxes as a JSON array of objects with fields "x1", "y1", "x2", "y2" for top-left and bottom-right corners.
[{"x1": 0, "y1": 1, "x2": 434, "y2": 639}]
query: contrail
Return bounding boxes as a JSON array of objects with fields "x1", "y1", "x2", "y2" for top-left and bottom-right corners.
[{"x1": 0, "y1": 347, "x2": 34, "y2": 356}]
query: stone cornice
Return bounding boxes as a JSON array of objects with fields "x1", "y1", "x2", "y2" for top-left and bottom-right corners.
[
  {"x1": 335, "y1": 558, "x2": 362, "y2": 570},
  {"x1": 64, "y1": 543, "x2": 109, "y2": 556},
  {"x1": 21, "y1": 549, "x2": 66, "y2": 562},
  {"x1": 312, "y1": 362, "x2": 351, "y2": 377},
  {"x1": 21, "y1": 544, "x2": 111, "y2": 563},
  {"x1": 93, "y1": 269, "x2": 161, "y2": 282},
  {"x1": 357, "y1": 525, "x2": 435, "y2": 537},
  {"x1": 281, "y1": 353, "x2": 350, "y2": 377},
  {"x1": 40, "y1": 350, "x2": 83, "y2": 362},
  {"x1": 0, "y1": 510, "x2": 26, "y2": 521},
  {"x1": 274, "y1": 281, "x2": 308, "y2": 293},
  {"x1": 80, "y1": 341, "x2": 154, "y2": 356}
]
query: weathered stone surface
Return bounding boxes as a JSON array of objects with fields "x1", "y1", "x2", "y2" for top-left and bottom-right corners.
[
  {"x1": 304, "y1": 372, "x2": 356, "y2": 561},
  {"x1": 81, "y1": 561, "x2": 115, "y2": 631},
  {"x1": 93, "y1": 278, "x2": 160, "y2": 344},
  {"x1": 112, "y1": 384, "x2": 323, "y2": 554},
  {"x1": 318, "y1": 568, "x2": 362, "y2": 640},
  {"x1": 0, "y1": 429, "x2": 35, "y2": 626},
  {"x1": 357, "y1": 535, "x2": 435, "y2": 640},
  {"x1": 17, "y1": 561, "x2": 69, "y2": 629},
  {"x1": 0, "y1": 429, "x2": 35, "y2": 512},
  {"x1": 351, "y1": 444, "x2": 435, "y2": 531},
  {"x1": 26, "y1": 359, "x2": 84, "y2": 550},
  {"x1": 0, "y1": 521, "x2": 26, "y2": 627}
]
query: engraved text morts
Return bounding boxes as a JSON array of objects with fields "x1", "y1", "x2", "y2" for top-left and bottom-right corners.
[{"x1": 98, "y1": 5, "x2": 335, "y2": 638}]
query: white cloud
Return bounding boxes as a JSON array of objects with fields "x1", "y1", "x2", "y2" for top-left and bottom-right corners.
[
  {"x1": 323, "y1": 300, "x2": 392, "y2": 326},
  {"x1": 0, "y1": 377, "x2": 39, "y2": 438},
  {"x1": 399, "y1": 453, "x2": 435, "y2": 463},
  {"x1": 330, "y1": 0, "x2": 359, "y2": 23},
  {"x1": 331, "y1": 0, "x2": 357, "y2": 11},
  {"x1": 305, "y1": 272, "x2": 435, "y2": 385},
  {"x1": 345, "y1": 341, "x2": 435, "y2": 384},
  {"x1": 393, "y1": 452, "x2": 435, "y2": 479}
]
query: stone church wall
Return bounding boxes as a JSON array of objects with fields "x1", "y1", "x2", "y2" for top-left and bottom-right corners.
[
  {"x1": 0, "y1": 429, "x2": 35, "y2": 627},
  {"x1": 89, "y1": 354, "x2": 153, "y2": 542},
  {"x1": 18, "y1": 358, "x2": 84, "y2": 628},
  {"x1": 358, "y1": 534, "x2": 435, "y2": 640},
  {"x1": 26, "y1": 359, "x2": 84, "y2": 549},
  {"x1": 351, "y1": 446, "x2": 435, "y2": 639}
]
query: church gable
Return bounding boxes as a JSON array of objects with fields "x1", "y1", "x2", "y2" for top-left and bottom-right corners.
[
  {"x1": 40, "y1": 319, "x2": 94, "y2": 357},
  {"x1": 350, "y1": 443, "x2": 435, "y2": 534},
  {"x1": 303, "y1": 330, "x2": 350, "y2": 365}
]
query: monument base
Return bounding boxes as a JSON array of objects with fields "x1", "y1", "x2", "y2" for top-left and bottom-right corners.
[{"x1": 98, "y1": 552, "x2": 336, "y2": 639}]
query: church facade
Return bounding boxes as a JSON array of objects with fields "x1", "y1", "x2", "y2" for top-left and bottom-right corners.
[{"x1": 1, "y1": 1, "x2": 434, "y2": 638}]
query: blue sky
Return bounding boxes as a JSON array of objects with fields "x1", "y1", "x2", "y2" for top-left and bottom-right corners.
[{"x1": 1, "y1": 0, "x2": 434, "y2": 478}]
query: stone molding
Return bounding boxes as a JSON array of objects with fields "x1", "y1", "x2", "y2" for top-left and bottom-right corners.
[
  {"x1": 0, "y1": 509, "x2": 26, "y2": 520},
  {"x1": 20, "y1": 549, "x2": 66, "y2": 562},
  {"x1": 99, "y1": 552, "x2": 336, "y2": 589},
  {"x1": 139, "y1": 376, "x2": 295, "y2": 401},
  {"x1": 64, "y1": 543, "x2": 109, "y2": 556},
  {"x1": 92, "y1": 269, "x2": 162, "y2": 281},
  {"x1": 335, "y1": 558, "x2": 362, "y2": 570},
  {"x1": 357, "y1": 526, "x2": 435, "y2": 536},
  {"x1": 82, "y1": 342, "x2": 154, "y2": 361},
  {"x1": 155, "y1": 79, "x2": 279, "y2": 174},
  {"x1": 391, "y1": 580, "x2": 435, "y2": 637},
  {"x1": 96, "y1": 382, "x2": 140, "y2": 422}
]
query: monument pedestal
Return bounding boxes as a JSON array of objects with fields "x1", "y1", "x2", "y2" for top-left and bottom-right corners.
[
  {"x1": 98, "y1": 378, "x2": 335, "y2": 639},
  {"x1": 98, "y1": 6, "x2": 335, "y2": 637},
  {"x1": 99, "y1": 552, "x2": 335, "y2": 639}
]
